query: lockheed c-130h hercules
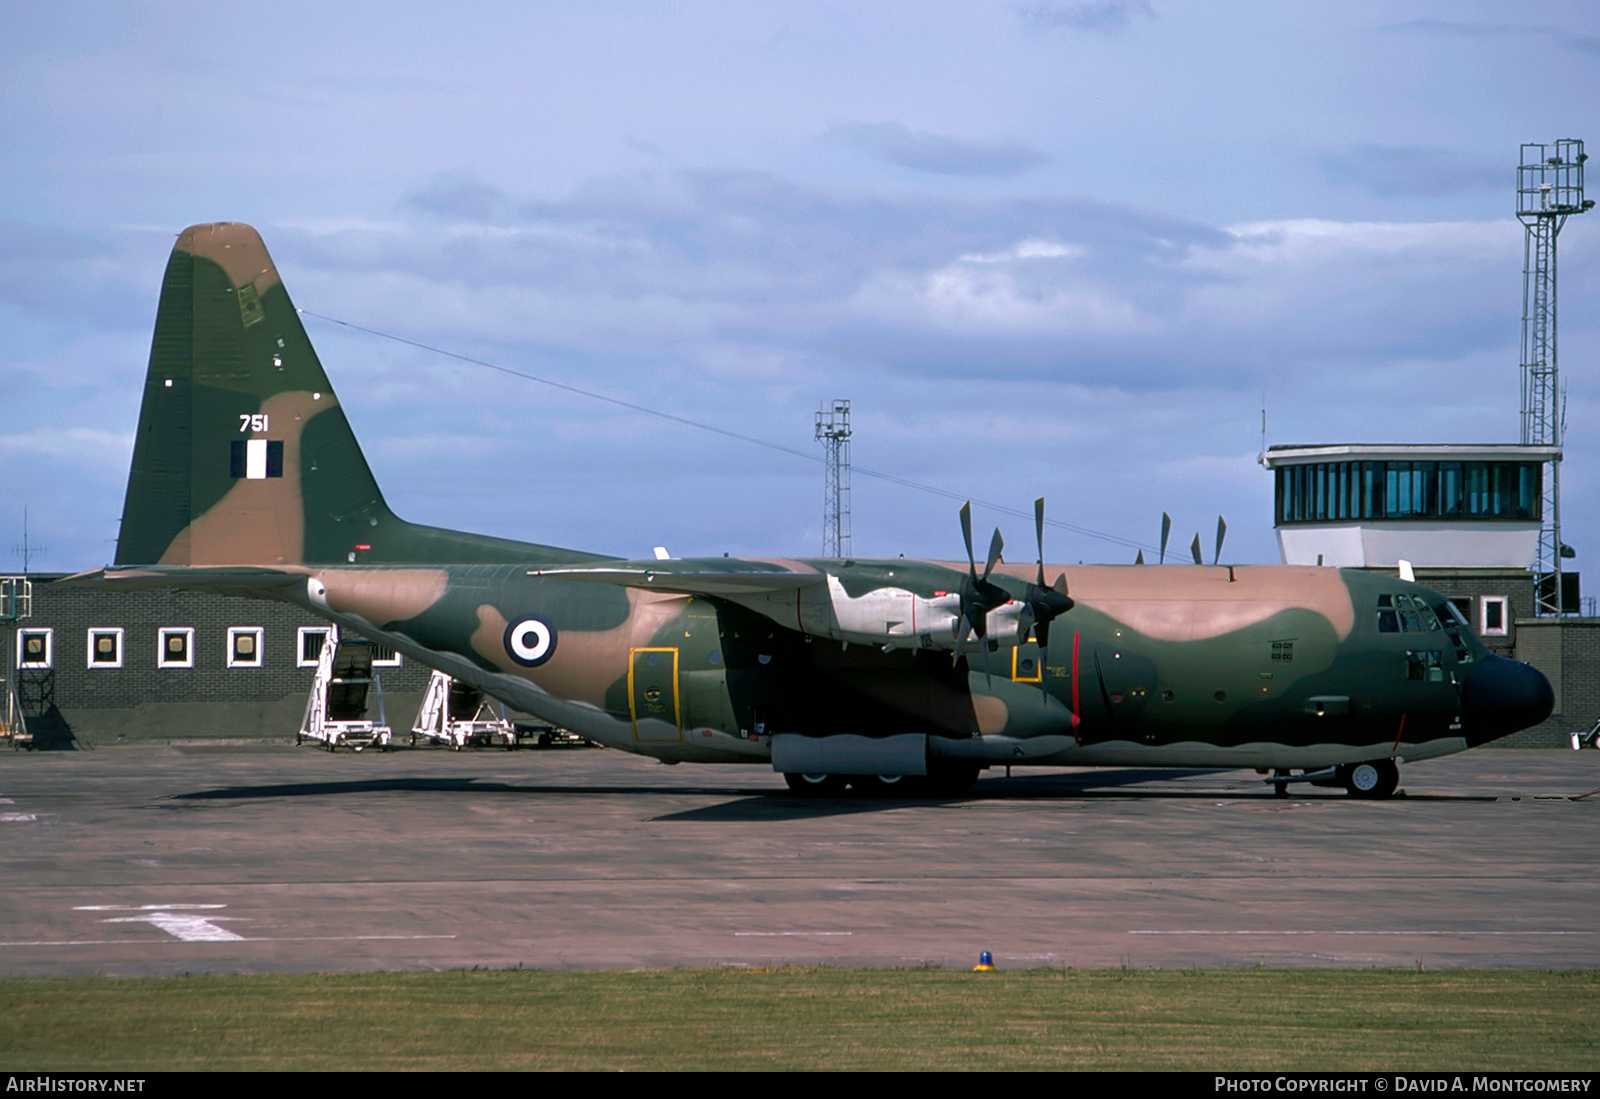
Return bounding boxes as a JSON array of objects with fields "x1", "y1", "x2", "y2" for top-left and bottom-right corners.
[{"x1": 73, "y1": 223, "x2": 1555, "y2": 798}]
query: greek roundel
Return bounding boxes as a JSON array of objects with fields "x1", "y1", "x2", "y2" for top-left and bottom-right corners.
[{"x1": 504, "y1": 616, "x2": 557, "y2": 667}]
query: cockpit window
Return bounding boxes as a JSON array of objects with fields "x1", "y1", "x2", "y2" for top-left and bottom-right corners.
[
  {"x1": 1378, "y1": 593, "x2": 1447, "y2": 638},
  {"x1": 1406, "y1": 649, "x2": 1445, "y2": 682},
  {"x1": 1431, "y1": 602, "x2": 1475, "y2": 663}
]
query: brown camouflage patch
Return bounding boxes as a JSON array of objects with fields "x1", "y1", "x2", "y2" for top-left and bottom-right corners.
[
  {"x1": 469, "y1": 590, "x2": 694, "y2": 709},
  {"x1": 314, "y1": 568, "x2": 450, "y2": 626},
  {"x1": 158, "y1": 390, "x2": 332, "y2": 566},
  {"x1": 981, "y1": 563, "x2": 1357, "y2": 642},
  {"x1": 176, "y1": 222, "x2": 283, "y2": 296},
  {"x1": 971, "y1": 693, "x2": 1009, "y2": 735}
]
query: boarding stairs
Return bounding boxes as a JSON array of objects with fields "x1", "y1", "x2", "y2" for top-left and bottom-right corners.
[
  {"x1": 0, "y1": 577, "x2": 31, "y2": 749},
  {"x1": 297, "y1": 625, "x2": 392, "y2": 752},
  {"x1": 410, "y1": 670, "x2": 517, "y2": 750}
]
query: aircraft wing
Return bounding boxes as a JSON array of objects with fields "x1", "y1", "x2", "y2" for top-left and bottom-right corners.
[{"x1": 527, "y1": 560, "x2": 829, "y2": 597}]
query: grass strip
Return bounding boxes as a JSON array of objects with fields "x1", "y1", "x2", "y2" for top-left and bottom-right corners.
[{"x1": 1, "y1": 967, "x2": 1596, "y2": 1071}]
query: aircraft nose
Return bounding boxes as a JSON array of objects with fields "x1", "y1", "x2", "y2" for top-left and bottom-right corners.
[{"x1": 1460, "y1": 655, "x2": 1554, "y2": 745}]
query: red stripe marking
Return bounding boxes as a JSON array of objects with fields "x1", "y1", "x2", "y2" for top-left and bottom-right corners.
[{"x1": 1393, "y1": 712, "x2": 1407, "y2": 752}]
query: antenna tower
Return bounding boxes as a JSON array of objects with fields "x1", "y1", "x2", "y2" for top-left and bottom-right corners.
[
  {"x1": 1518, "y1": 139, "x2": 1593, "y2": 616},
  {"x1": 815, "y1": 399, "x2": 851, "y2": 558}
]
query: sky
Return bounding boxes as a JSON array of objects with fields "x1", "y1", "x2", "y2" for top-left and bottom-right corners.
[{"x1": 5, "y1": 1, "x2": 1600, "y2": 576}]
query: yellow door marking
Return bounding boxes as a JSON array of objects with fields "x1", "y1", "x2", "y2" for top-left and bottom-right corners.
[{"x1": 629, "y1": 647, "x2": 681, "y2": 742}]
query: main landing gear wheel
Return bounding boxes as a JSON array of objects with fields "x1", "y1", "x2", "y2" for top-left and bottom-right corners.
[
  {"x1": 783, "y1": 772, "x2": 848, "y2": 797},
  {"x1": 1342, "y1": 759, "x2": 1399, "y2": 799}
]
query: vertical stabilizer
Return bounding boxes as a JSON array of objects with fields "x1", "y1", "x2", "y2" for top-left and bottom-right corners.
[
  {"x1": 116, "y1": 223, "x2": 605, "y2": 568},
  {"x1": 118, "y1": 223, "x2": 390, "y2": 566}
]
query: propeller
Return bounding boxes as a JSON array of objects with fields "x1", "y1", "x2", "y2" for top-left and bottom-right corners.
[
  {"x1": 1159, "y1": 512, "x2": 1171, "y2": 565},
  {"x1": 1213, "y1": 516, "x2": 1227, "y2": 565},
  {"x1": 1190, "y1": 532, "x2": 1202, "y2": 565},
  {"x1": 1014, "y1": 498, "x2": 1074, "y2": 699},
  {"x1": 953, "y1": 502, "x2": 1011, "y2": 685}
]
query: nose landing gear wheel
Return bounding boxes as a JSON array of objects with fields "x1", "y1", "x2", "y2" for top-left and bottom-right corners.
[{"x1": 1342, "y1": 759, "x2": 1399, "y2": 799}]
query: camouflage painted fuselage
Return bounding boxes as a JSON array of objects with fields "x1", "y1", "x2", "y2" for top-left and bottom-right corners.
[
  {"x1": 80, "y1": 223, "x2": 1553, "y2": 781},
  {"x1": 273, "y1": 555, "x2": 1515, "y2": 770}
]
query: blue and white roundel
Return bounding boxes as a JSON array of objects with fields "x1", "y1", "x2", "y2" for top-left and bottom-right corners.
[{"x1": 504, "y1": 617, "x2": 557, "y2": 667}]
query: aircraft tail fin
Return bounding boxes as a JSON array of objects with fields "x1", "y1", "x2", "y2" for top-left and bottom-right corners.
[{"x1": 116, "y1": 223, "x2": 604, "y2": 568}]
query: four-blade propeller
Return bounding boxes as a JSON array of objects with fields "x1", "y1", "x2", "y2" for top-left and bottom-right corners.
[
  {"x1": 1014, "y1": 498, "x2": 1074, "y2": 697},
  {"x1": 952, "y1": 498, "x2": 1074, "y2": 695},
  {"x1": 953, "y1": 502, "x2": 1012, "y2": 685}
]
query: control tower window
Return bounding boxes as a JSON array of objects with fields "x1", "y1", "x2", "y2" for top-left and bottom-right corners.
[
  {"x1": 1275, "y1": 460, "x2": 1542, "y2": 524},
  {"x1": 1480, "y1": 596, "x2": 1508, "y2": 637}
]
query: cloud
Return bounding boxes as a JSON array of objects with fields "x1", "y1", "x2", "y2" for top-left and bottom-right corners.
[
  {"x1": 355, "y1": 172, "x2": 1530, "y2": 395},
  {"x1": 1318, "y1": 145, "x2": 1504, "y2": 198},
  {"x1": 0, "y1": 426, "x2": 132, "y2": 472},
  {"x1": 827, "y1": 122, "x2": 1053, "y2": 177},
  {"x1": 0, "y1": 222, "x2": 165, "y2": 329},
  {"x1": 1019, "y1": 1, "x2": 1155, "y2": 32},
  {"x1": 405, "y1": 176, "x2": 515, "y2": 222},
  {"x1": 1383, "y1": 18, "x2": 1600, "y2": 56}
]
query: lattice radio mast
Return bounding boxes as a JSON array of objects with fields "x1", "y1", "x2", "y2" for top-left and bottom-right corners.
[
  {"x1": 815, "y1": 399, "x2": 851, "y2": 558},
  {"x1": 1518, "y1": 140, "x2": 1593, "y2": 616}
]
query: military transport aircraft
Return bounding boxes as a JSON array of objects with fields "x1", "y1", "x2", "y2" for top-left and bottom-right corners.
[{"x1": 74, "y1": 223, "x2": 1555, "y2": 798}]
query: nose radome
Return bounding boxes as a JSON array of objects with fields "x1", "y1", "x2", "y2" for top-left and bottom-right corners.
[{"x1": 1460, "y1": 655, "x2": 1555, "y2": 745}]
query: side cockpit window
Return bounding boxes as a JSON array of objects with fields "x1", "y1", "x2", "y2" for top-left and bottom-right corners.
[
  {"x1": 1405, "y1": 649, "x2": 1445, "y2": 682},
  {"x1": 1432, "y1": 601, "x2": 1475, "y2": 665}
]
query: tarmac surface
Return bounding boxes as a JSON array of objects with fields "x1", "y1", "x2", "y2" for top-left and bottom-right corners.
[{"x1": 1, "y1": 743, "x2": 1596, "y2": 977}]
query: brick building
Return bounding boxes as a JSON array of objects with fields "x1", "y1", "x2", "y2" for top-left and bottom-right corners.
[{"x1": 1, "y1": 575, "x2": 431, "y2": 747}]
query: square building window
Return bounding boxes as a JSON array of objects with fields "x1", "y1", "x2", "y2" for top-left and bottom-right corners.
[
  {"x1": 17, "y1": 628, "x2": 52, "y2": 669},
  {"x1": 297, "y1": 626, "x2": 330, "y2": 668},
  {"x1": 228, "y1": 627, "x2": 264, "y2": 669},
  {"x1": 88, "y1": 628, "x2": 124, "y2": 669},
  {"x1": 1480, "y1": 596, "x2": 1509, "y2": 637},
  {"x1": 158, "y1": 627, "x2": 195, "y2": 669}
]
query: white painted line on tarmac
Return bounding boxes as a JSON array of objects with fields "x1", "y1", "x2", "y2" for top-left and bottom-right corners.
[
  {"x1": 75, "y1": 903, "x2": 242, "y2": 943},
  {"x1": 0, "y1": 813, "x2": 37, "y2": 822},
  {"x1": 0, "y1": 934, "x2": 457, "y2": 948},
  {"x1": 75, "y1": 903, "x2": 229, "y2": 910},
  {"x1": 734, "y1": 931, "x2": 853, "y2": 937},
  {"x1": 102, "y1": 913, "x2": 246, "y2": 941},
  {"x1": 1129, "y1": 929, "x2": 1593, "y2": 936}
]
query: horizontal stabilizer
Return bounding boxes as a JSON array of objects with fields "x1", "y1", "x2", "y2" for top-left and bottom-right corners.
[{"x1": 60, "y1": 565, "x2": 308, "y2": 601}]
